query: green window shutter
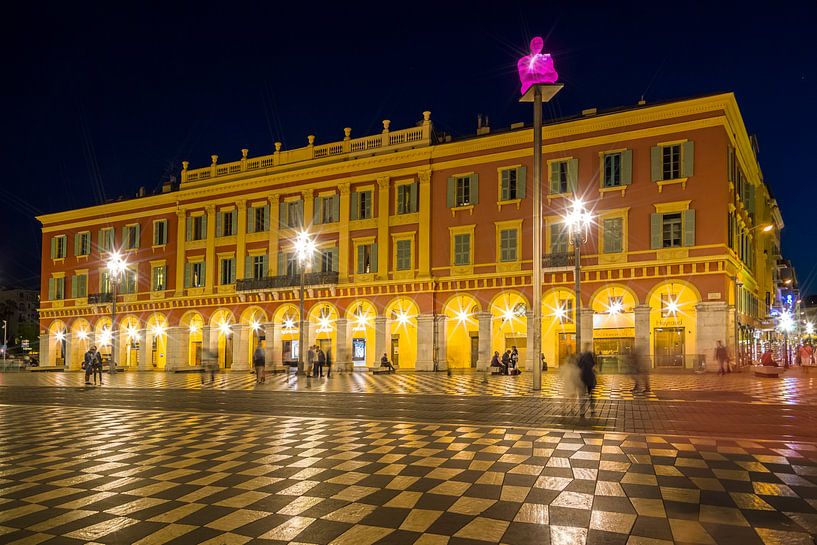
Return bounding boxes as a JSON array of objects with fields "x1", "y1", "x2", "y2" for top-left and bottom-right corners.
[
  {"x1": 121, "y1": 227, "x2": 127, "y2": 248},
  {"x1": 185, "y1": 217, "x2": 192, "y2": 241},
  {"x1": 134, "y1": 224, "x2": 141, "y2": 248},
  {"x1": 331, "y1": 248, "x2": 339, "y2": 272},
  {"x1": 200, "y1": 262, "x2": 206, "y2": 286},
  {"x1": 228, "y1": 259, "x2": 236, "y2": 284},
  {"x1": 74, "y1": 234, "x2": 80, "y2": 256},
  {"x1": 446, "y1": 177, "x2": 456, "y2": 208},
  {"x1": 50, "y1": 237, "x2": 56, "y2": 259},
  {"x1": 370, "y1": 243, "x2": 378, "y2": 272},
  {"x1": 549, "y1": 162, "x2": 559, "y2": 194},
  {"x1": 80, "y1": 275, "x2": 87, "y2": 297},
  {"x1": 216, "y1": 212, "x2": 223, "y2": 237},
  {"x1": 279, "y1": 202, "x2": 287, "y2": 228},
  {"x1": 363, "y1": 192, "x2": 372, "y2": 218},
  {"x1": 602, "y1": 221, "x2": 612, "y2": 253},
  {"x1": 262, "y1": 205, "x2": 269, "y2": 230},
  {"x1": 244, "y1": 256, "x2": 251, "y2": 279},
  {"x1": 409, "y1": 182, "x2": 418, "y2": 212},
  {"x1": 650, "y1": 213, "x2": 662, "y2": 249},
  {"x1": 683, "y1": 209, "x2": 696, "y2": 247},
  {"x1": 650, "y1": 146, "x2": 662, "y2": 182},
  {"x1": 313, "y1": 197, "x2": 321, "y2": 225},
  {"x1": 201, "y1": 215, "x2": 208, "y2": 237},
  {"x1": 621, "y1": 150, "x2": 633, "y2": 185},
  {"x1": 567, "y1": 159, "x2": 578, "y2": 194},
  {"x1": 356, "y1": 245, "x2": 365, "y2": 273},
  {"x1": 261, "y1": 255, "x2": 268, "y2": 277},
  {"x1": 350, "y1": 192, "x2": 359, "y2": 220},
  {"x1": 312, "y1": 250, "x2": 321, "y2": 273},
  {"x1": 276, "y1": 252, "x2": 284, "y2": 276},
  {"x1": 500, "y1": 170, "x2": 509, "y2": 201},
  {"x1": 70, "y1": 275, "x2": 77, "y2": 298},
  {"x1": 470, "y1": 174, "x2": 479, "y2": 205},
  {"x1": 517, "y1": 166, "x2": 527, "y2": 198},
  {"x1": 184, "y1": 263, "x2": 191, "y2": 288},
  {"x1": 296, "y1": 201, "x2": 304, "y2": 227},
  {"x1": 682, "y1": 141, "x2": 695, "y2": 177},
  {"x1": 97, "y1": 229, "x2": 103, "y2": 252},
  {"x1": 47, "y1": 278, "x2": 54, "y2": 300},
  {"x1": 331, "y1": 194, "x2": 340, "y2": 221},
  {"x1": 231, "y1": 212, "x2": 237, "y2": 235},
  {"x1": 151, "y1": 267, "x2": 158, "y2": 290},
  {"x1": 727, "y1": 146, "x2": 735, "y2": 182},
  {"x1": 247, "y1": 207, "x2": 255, "y2": 233}
]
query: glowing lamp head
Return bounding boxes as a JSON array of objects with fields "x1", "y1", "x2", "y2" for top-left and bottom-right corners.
[
  {"x1": 151, "y1": 324, "x2": 166, "y2": 337},
  {"x1": 762, "y1": 224, "x2": 774, "y2": 232},
  {"x1": 517, "y1": 35, "x2": 559, "y2": 94},
  {"x1": 806, "y1": 321, "x2": 814, "y2": 335},
  {"x1": 107, "y1": 251, "x2": 127, "y2": 278},
  {"x1": 608, "y1": 300, "x2": 623, "y2": 316},
  {"x1": 75, "y1": 329, "x2": 88, "y2": 341},
  {"x1": 54, "y1": 330, "x2": 66, "y2": 342},
  {"x1": 99, "y1": 328, "x2": 112, "y2": 346},
  {"x1": 293, "y1": 231, "x2": 317, "y2": 264},
  {"x1": 218, "y1": 322, "x2": 231, "y2": 336},
  {"x1": 664, "y1": 298, "x2": 680, "y2": 316},
  {"x1": 552, "y1": 306, "x2": 567, "y2": 321},
  {"x1": 250, "y1": 320, "x2": 261, "y2": 332},
  {"x1": 126, "y1": 326, "x2": 139, "y2": 340},
  {"x1": 455, "y1": 310, "x2": 470, "y2": 324},
  {"x1": 189, "y1": 323, "x2": 198, "y2": 334},
  {"x1": 282, "y1": 317, "x2": 296, "y2": 331}
]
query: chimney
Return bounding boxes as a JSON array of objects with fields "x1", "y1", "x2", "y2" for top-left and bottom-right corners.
[
  {"x1": 581, "y1": 107, "x2": 598, "y2": 117},
  {"x1": 510, "y1": 121, "x2": 525, "y2": 130},
  {"x1": 476, "y1": 114, "x2": 490, "y2": 135},
  {"x1": 637, "y1": 96, "x2": 646, "y2": 106}
]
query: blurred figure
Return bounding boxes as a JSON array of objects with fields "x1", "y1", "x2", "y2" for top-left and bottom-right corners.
[
  {"x1": 501, "y1": 350, "x2": 511, "y2": 375},
  {"x1": 315, "y1": 346, "x2": 325, "y2": 377},
  {"x1": 760, "y1": 348, "x2": 777, "y2": 367},
  {"x1": 631, "y1": 351, "x2": 651, "y2": 393},
  {"x1": 559, "y1": 353, "x2": 582, "y2": 416},
  {"x1": 202, "y1": 347, "x2": 219, "y2": 384},
  {"x1": 541, "y1": 352, "x2": 548, "y2": 372},
  {"x1": 490, "y1": 351, "x2": 501, "y2": 373},
  {"x1": 380, "y1": 353, "x2": 396, "y2": 372},
  {"x1": 307, "y1": 345, "x2": 315, "y2": 377},
  {"x1": 325, "y1": 348, "x2": 332, "y2": 378},
  {"x1": 715, "y1": 340, "x2": 730, "y2": 376},
  {"x1": 577, "y1": 343, "x2": 597, "y2": 417},
  {"x1": 253, "y1": 344, "x2": 266, "y2": 384}
]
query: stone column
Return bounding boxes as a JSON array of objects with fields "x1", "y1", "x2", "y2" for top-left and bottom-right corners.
[
  {"x1": 39, "y1": 334, "x2": 50, "y2": 367},
  {"x1": 376, "y1": 177, "x2": 390, "y2": 281},
  {"x1": 335, "y1": 318, "x2": 349, "y2": 371},
  {"x1": 264, "y1": 323, "x2": 277, "y2": 370},
  {"x1": 525, "y1": 311, "x2": 536, "y2": 370},
  {"x1": 634, "y1": 305, "x2": 651, "y2": 362},
  {"x1": 374, "y1": 316, "x2": 387, "y2": 367},
  {"x1": 580, "y1": 308, "x2": 594, "y2": 352},
  {"x1": 201, "y1": 326, "x2": 213, "y2": 366},
  {"x1": 165, "y1": 327, "x2": 183, "y2": 370},
  {"x1": 477, "y1": 312, "x2": 492, "y2": 371},
  {"x1": 63, "y1": 334, "x2": 72, "y2": 370},
  {"x1": 696, "y1": 301, "x2": 729, "y2": 372},
  {"x1": 416, "y1": 314, "x2": 434, "y2": 371},
  {"x1": 434, "y1": 315, "x2": 448, "y2": 370},
  {"x1": 137, "y1": 329, "x2": 151, "y2": 370},
  {"x1": 232, "y1": 325, "x2": 249, "y2": 370}
]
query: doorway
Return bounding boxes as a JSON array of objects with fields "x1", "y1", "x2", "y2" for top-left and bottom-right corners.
[
  {"x1": 654, "y1": 327, "x2": 685, "y2": 367},
  {"x1": 391, "y1": 335, "x2": 399, "y2": 368},
  {"x1": 192, "y1": 341, "x2": 202, "y2": 366},
  {"x1": 319, "y1": 339, "x2": 332, "y2": 362},
  {"x1": 470, "y1": 335, "x2": 479, "y2": 368},
  {"x1": 558, "y1": 333, "x2": 576, "y2": 366},
  {"x1": 221, "y1": 336, "x2": 233, "y2": 368}
]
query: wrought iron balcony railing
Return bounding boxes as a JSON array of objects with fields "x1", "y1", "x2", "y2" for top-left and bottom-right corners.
[
  {"x1": 542, "y1": 252, "x2": 575, "y2": 269},
  {"x1": 87, "y1": 292, "x2": 114, "y2": 304},
  {"x1": 236, "y1": 272, "x2": 339, "y2": 292}
]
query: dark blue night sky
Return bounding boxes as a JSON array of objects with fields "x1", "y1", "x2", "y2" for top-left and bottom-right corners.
[{"x1": 2, "y1": 1, "x2": 815, "y2": 292}]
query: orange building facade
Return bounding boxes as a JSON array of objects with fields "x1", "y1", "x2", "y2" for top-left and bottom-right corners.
[{"x1": 37, "y1": 93, "x2": 783, "y2": 372}]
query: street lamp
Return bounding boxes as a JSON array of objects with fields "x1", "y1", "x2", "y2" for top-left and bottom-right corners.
[
  {"x1": 779, "y1": 310, "x2": 794, "y2": 368},
  {"x1": 293, "y1": 231, "x2": 317, "y2": 376},
  {"x1": 563, "y1": 199, "x2": 593, "y2": 354},
  {"x1": 106, "y1": 251, "x2": 128, "y2": 374},
  {"x1": 1, "y1": 320, "x2": 6, "y2": 363},
  {"x1": 518, "y1": 36, "x2": 563, "y2": 391}
]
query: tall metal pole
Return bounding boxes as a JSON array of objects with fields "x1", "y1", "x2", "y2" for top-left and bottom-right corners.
[
  {"x1": 531, "y1": 86, "x2": 543, "y2": 391},
  {"x1": 110, "y1": 277, "x2": 117, "y2": 374},
  {"x1": 299, "y1": 267, "x2": 306, "y2": 376},
  {"x1": 2, "y1": 320, "x2": 6, "y2": 363},
  {"x1": 574, "y1": 235, "x2": 582, "y2": 353}
]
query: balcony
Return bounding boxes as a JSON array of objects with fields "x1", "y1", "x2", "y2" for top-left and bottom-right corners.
[
  {"x1": 87, "y1": 293, "x2": 113, "y2": 304},
  {"x1": 543, "y1": 252, "x2": 575, "y2": 271},
  {"x1": 236, "y1": 272, "x2": 339, "y2": 292}
]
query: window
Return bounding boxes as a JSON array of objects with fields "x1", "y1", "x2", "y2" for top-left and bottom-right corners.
[
  {"x1": 218, "y1": 210, "x2": 236, "y2": 237},
  {"x1": 500, "y1": 167, "x2": 526, "y2": 201},
  {"x1": 219, "y1": 258, "x2": 235, "y2": 285},
  {"x1": 396, "y1": 183, "x2": 418, "y2": 214},
  {"x1": 446, "y1": 174, "x2": 479, "y2": 208},
  {"x1": 661, "y1": 213, "x2": 683, "y2": 248},
  {"x1": 74, "y1": 232, "x2": 91, "y2": 256},
  {"x1": 281, "y1": 200, "x2": 304, "y2": 228},
  {"x1": 98, "y1": 228, "x2": 114, "y2": 253},
  {"x1": 314, "y1": 195, "x2": 339, "y2": 224},
  {"x1": 602, "y1": 218, "x2": 624, "y2": 253},
  {"x1": 456, "y1": 177, "x2": 471, "y2": 206},
  {"x1": 454, "y1": 234, "x2": 471, "y2": 266},
  {"x1": 100, "y1": 270, "x2": 111, "y2": 294},
  {"x1": 351, "y1": 190, "x2": 373, "y2": 220},
  {"x1": 356, "y1": 243, "x2": 377, "y2": 274},
  {"x1": 252, "y1": 255, "x2": 268, "y2": 280},
  {"x1": 558, "y1": 298, "x2": 574, "y2": 323},
  {"x1": 51, "y1": 235, "x2": 67, "y2": 259},
  {"x1": 71, "y1": 273, "x2": 88, "y2": 298},
  {"x1": 317, "y1": 248, "x2": 338, "y2": 273},
  {"x1": 187, "y1": 215, "x2": 206, "y2": 241},
  {"x1": 122, "y1": 269, "x2": 137, "y2": 294},
  {"x1": 248, "y1": 205, "x2": 269, "y2": 233},
  {"x1": 662, "y1": 145, "x2": 681, "y2": 180},
  {"x1": 499, "y1": 229, "x2": 518, "y2": 262},
  {"x1": 550, "y1": 224, "x2": 568, "y2": 254},
  {"x1": 186, "y1": 262, "x2": 205, "y2": 289},
  {"x1": 603, "y1": 153, "x2": 622, "y2": 187},
  {"x1": 153, "y1": 220, "x2": 167, "y2": 246},
  {"x1": 549, "y1": 161, "x2": 569, "y2": 194},
  {"x1": 151, "y1": 265, "x2": 166, "y2": 291},
  {"x1": 123, "y1": 225, "x2": 140, "y2": 250},
  {"x1": 660, "y1": 293, "x2": 679, "y2": 318},
  {"x1": 396, "y1": 239, "x2": 412, "y2": 270},
  {"x1": 284, "y1": 253, "x2": 300, "y2": 276},
  {"x1": 48, "y1": 277, "x2": 65, "y2": 300}
]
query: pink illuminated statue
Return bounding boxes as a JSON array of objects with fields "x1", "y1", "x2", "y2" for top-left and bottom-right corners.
[{"x1": 518, "y1": 36, "x2": 558, "y2": 94}]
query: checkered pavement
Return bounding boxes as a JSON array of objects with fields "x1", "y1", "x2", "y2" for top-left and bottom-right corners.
[
  {"x1": 1, "y1": 405, "x2": 816, "y2": 544},
  {"x1": 3, "y1": 367, "x2": 817, "y2": 405}
]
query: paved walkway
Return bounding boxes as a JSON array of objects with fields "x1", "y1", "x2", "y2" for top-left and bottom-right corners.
[{"x1": 1, "y1": 405, "x2": 816, "y2": 545}]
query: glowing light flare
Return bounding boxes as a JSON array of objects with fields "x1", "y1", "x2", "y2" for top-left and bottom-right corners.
[
  {"x1": 250, "y1": 320, "x2": 261, "y2": 332},
  {"x1": 517, "y1": 36, "x2": 559, "y2": 94},
  {"x1": 54, "y1": 330, "x2": 66, "y2": 342},
  {"x1": 779, "y1": 311, "x2": 795, "y2": 333},
  {"x1": 552, "y1": 305, "x2": 568, "y2": 321},
  {"x1": 126, "y1": 326, "x2": 139, "y2": 340},
  {"x1": 282, "y1": 316, "x2": 297, "y2": 333},
  {"x1": 293, "y1": 230, "x2": 318, "y2": 265},
  {"x1": 75, "y1": 329, "x2": 89, "y2": 341},
  {"x1": 218, "y1": 322, "x2": 232, "y2": 336},
  {"x1": 762, "y1": 224, "x2": 774, "y2": 232},
  {"x1": 608, "y1": 300, "x2": 624, "y2": 315},
  {"x1": 806, "y1": 321, "x2": 814, "y2": 336},
  {"x1": 151, "y1": 324, "x2": 166, "y2": 337},
  {"x1": 353, "y1": 312, "x2": 371, "y2": 332},
  {"x1": 189, "y1": 324, "x2": 199, "y2": 334},
  {"x1": 106, "y1": 251, "x2": 128, "y2": 279},
  {"x1": 99, "y1": 328, "x2": 112, "y2": 346},
  {"x1": 663, "y1": 296, "x2": 680, "y2": 316}
]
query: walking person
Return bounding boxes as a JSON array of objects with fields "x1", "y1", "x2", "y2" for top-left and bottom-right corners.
[
  {"x1": 316, "y1": 346, "x2": 325, "y2": 377},
  {"x1": 202, "y1": 348, "x2": 218, "y2": 384},
  {"x1": 325, "y1": 348, "x2": 332, "y2": 378},
  {"x1": 577, "y1": 344, "x2": 597, "y2": 417},
  {"x1": 715, "y1": 340, "x2": 729, "y2": 376},
  {"x1": 253, "y1": 344, "x2": 266, "y2": 384},
  {"x1": 307, "y1": 345, "x2": 316, "y2": 377},
  {"x1": 83, "y1": 346, "x2": 101, "y2": 385}
]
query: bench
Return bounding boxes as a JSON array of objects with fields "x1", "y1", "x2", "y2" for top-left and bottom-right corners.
[
  {"x1": 370, "y1": 366, "x2": 394, "y2": 374},
  {"x1": 753, "y1": 365, "x2": 784, "y2": 378}
]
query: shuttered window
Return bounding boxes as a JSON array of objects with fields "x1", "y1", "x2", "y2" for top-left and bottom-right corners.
[
  {"x1": 550, "y1": 224, "x2": 568, "y2": 254},
  {"x1": 123, "y1": 225, "x2": 140, "y2": 250},
  {"x1": 51, "y1": 235, "x2": 67, "y2": 259},
  {"x1": 151, "y1": 265, "x2": 166, "y2": 291},
  {"x1": 356, "y1": 243, "x2": 378, "y2": 273},
  {"x1": 499, "y1": 229, "x2": 518, "y2": 262},
  {"x1": 351, "y1": 191, "x2": 373, "y2": 220},
  {"x1": 153, "y1": 220, "x2": 167, "y2": 246},
  {"x1": 446, "y1": 174, "x2": 479, "y2": 208},
  {"x1": 98, "y1": 228, "x2": 115, "y2": 253},
  {"x1": 549, "y1": 160, "x2": 578, "y2": 194},
  {"x1": 218, "y1": 210, "x2": 237, "y2": 237},
  {"x1": 247, "y1": 205, "x2": 269, "y2": 232},
  {"x1": 396, "y1": 183, "x2": 419, "y2": 214},
  {"x1": 396, "y1": 240, "x2": 412, "y2": 270},
  {"x1": 500, "y1": 167, "x2": 527, "y2": 201},
  {"x1": 219, "y1": 258, "x2": 235, "y2": 285},
  {"x1": 48, "y1": 277, "x2": 65, "y2": 300},
  {"x1": 314, "y1": 195, "x2": 340, "y2": 224},
  {"x1": 74, "y1": 232, "x2": 91, "y2": 256},
  {"x1": 602, "y1": 218, "x2": 624, "y2": 253},
  {"x1": 70, "y1": 274, "x2": 88, "y2": 298},
  {"x1": 651, "y1": 142, "x2": 694, "y2": 182},
  {"x1": 453, "y1": 234, "x2": 471, "y2": 266},
  {"x1": 651, "y1": 210, "x2": 695, "y2": 249}
]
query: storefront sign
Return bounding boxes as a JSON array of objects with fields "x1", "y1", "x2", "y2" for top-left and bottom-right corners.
[
  {"x1": 656, "y1": 318, "x2": 683, "y2": 327},
  {"x1": 352, "y1": 338, "x2": 366, "y2": 362},
  {"x1": 593, "y1": 328, "x2": 635, "y2": 339},
  {"x1": 707, "y1": 292, "x2": 721, "y2": 300}
]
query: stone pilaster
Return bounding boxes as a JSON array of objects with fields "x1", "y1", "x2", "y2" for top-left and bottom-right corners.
[
  {"x1": 137, "y1": 329, "x2": 151, "y2": 370},
  {"x1": 264, "y1": 323, "x2": 277, "y2": 370},
  {"x1": 696, "y1": 301, "x2": 729, "y2": 372},
  {"x1": 435, "y1": 315, "x2": 447, "y2": 370},
  {"x1": 415, "y1": 314, "x2": 435, "y2": 371},
  {"x1": 634, "y1": 305, "x2": 651, "y2": 361},
  {"x1": 580, "y1": 308, "x2": 594, "y2": 353},
  {"x1": 232, "y1": 325, "x2": 249, "y2": 370},
  {"x1": 201, "y1": 325, "x2": 213, "y2": 366},
  {"x1": 374, "y1": 316, "x2": 387, "y2": 367},
  {"x1": 525, "y1": 311, "x2": 536, "y2": 370},
  {"x1": 63, "y1": 334, "x2": 72, "y2": 370},
  {"x1": 204, "y1": 205, "x2": 216, "y2": 293},
  {"x1": 376, "y1": 177, "x2": 390, "y2": 281},
  {"x1": 165, "y1": 327, "x2": 183, "y2": 370},
  {"x1": 477, "y1": 312, "x2": 492, "y2": 371},
  {"x1": 335, "y1": 318, "x2": 349, "y2": 371},
  {"x1": 39, "y1": 334, "x2": 50, "y2": 367}
]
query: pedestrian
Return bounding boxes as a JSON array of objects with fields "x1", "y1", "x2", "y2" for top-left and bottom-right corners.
[
  {"x1": 490, "y1": 351, "x2": 500, "y2": 372},
  {"x1": 760, "y1": 348, "x2": 777, "y2": 367},
  {"x1": 202, "y1": 348, "x2": 218, "y2": 384},
  {"x1": 501, "y1": 350, "x2": 511, "y2": 375},
  {"x1": 560, "y1": 353, "x2": 582, "y2": 416},
  {"x1": 253, "y1": 344, "x2": 266, "y2": 384},
  {"x1": 577, "y1": 344, "x2": 597, "y2": 417},
  {"x1": 325, "y1": 348, "x2": 332, "y2": 378},
  {"x1": 316, "y1": 346, "x2": 325, "y2": 377},
  {"x1": 510, "y1": 346, "x2": 519, "y2": 369},
  {"x1": 83, "y1": 346, "x2": 102, "y2": 385},
  {"x1": 631, "y1": 351, "x2": 651, "y2": 393},
  {"x1": 307, "y1": 345, "x2": 316, "y2": 377},
  {"x1": 715, "y1": 340, "x2": 729, "y2": 376},
  {"x1": 380, "y1": 353, "x2": 396, "y2": 372},
  {"x1": 541, "y1": 353, "x2": 548, "y2": 372}
]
